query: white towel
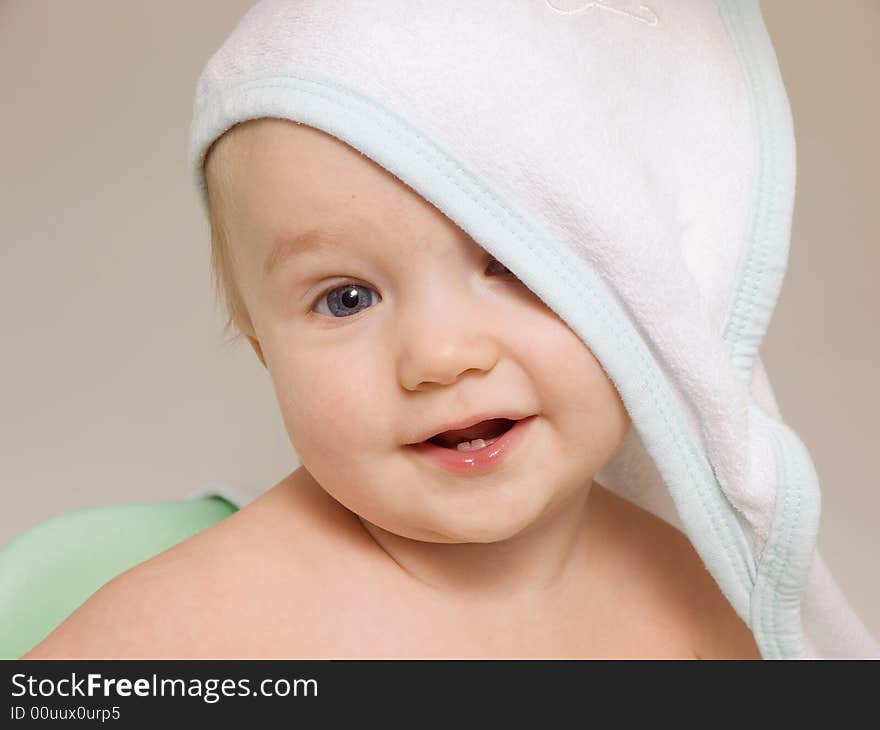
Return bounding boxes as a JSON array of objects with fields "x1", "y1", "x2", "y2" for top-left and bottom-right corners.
[{"x1": 187, "y1": 0, "x2": 878, "y2": 659}]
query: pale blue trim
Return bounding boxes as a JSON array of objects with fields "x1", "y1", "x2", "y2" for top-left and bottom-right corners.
[
  {"x1": 716, "y1": 0, "x2": 819, "y2": 658},
  {"x1": 748, "y1": 404, "x2": 821, "y2": 659},
  {"x1": 716, "y1": 0, "x2": 797, "y2": 380}
]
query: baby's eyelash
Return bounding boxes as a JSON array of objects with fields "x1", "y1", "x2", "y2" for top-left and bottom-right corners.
[
  {"x1": 313, "y1": 279, "x2": 365, "y2": 304},
  {"x1": 310, "y1": 279, "x2": 375, "y2": 315}
]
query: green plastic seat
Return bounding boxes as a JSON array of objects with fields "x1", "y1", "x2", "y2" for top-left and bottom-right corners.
[{"x1": 0, "y1": 496, "x2": 238, "y2": 659}]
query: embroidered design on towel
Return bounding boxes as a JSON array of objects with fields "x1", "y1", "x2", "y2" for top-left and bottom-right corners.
[{"x1": 543, "y1": 0, "x2": 660, "y2": 26}]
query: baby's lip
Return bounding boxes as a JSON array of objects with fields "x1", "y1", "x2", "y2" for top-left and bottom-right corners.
[{"x1": 407, "y1": 411, "x2": 534, "y2": 445}]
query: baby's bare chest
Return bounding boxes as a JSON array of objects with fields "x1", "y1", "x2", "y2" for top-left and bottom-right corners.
[
  {"x1": 187, "y1": 564, "x2": 699, "y2": 659},
  {"x1": 165, "y1": 485, "x2": 703, "y2": 659}
]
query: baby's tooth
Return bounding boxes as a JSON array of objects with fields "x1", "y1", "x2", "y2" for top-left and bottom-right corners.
[
  {"x1": 456, "y1": 438, "x2": 487, "y2": 452},
  {"x1": 454, "y1": 436, "x2": 502, "y2": 452}
]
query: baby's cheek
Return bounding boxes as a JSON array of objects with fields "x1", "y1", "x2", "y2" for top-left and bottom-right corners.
[
  {"x1": 532, "y1": 324, "x2": 603, "y2": 397},
  {"x1": 276, "y1": 366, "x2": 367, "y2": 452}
]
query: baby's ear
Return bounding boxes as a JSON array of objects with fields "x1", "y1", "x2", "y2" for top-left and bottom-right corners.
[{"x1": 247, "y1": 335, "x2": 267, "y2": 369}]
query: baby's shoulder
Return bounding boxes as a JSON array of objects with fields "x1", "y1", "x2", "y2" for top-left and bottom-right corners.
[
  {"x1": 19, "y1": 523, "x2": 245, "y2": 658},
  {"x1": 593, "y1": 485, "x2": 762, "y2": 659},
  {"x1": 22, "y1": 479, "x2": 330, "y2": 658}
]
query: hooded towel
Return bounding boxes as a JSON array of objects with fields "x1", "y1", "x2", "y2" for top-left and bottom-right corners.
[{"x1": 186, "y1": 0, "x2": 879, "y2": 659}]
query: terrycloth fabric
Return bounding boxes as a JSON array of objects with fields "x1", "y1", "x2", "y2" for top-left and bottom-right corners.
[{"x1": 187, "y1": 0, "x2": 878, "y2": 658}]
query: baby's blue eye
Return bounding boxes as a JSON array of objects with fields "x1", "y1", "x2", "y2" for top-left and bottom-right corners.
[{"x1": 314, "y1": 283, "x2": 379, "y2": 318}]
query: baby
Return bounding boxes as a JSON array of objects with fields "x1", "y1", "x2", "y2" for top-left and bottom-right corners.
[{"x1": 24, "y1": 118, "x2": 760, "y2": 659}]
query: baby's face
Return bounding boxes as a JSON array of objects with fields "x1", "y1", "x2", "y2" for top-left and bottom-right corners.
[{"x1": 211, "y1": 118, "x2": 630, "y2": 543}]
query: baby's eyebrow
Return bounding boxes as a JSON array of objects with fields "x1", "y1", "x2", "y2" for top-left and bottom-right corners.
[{"x1": 263, "y1": 224, "x2": 351, "y2": 279}]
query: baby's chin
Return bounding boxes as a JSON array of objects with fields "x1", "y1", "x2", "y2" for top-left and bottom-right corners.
[{"x1": 361, "y1": 504, "x2": 543, "y2": 545}]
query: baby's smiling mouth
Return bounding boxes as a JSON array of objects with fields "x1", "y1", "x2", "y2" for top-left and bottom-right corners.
[
  {"x1": 425, "y1": 418, "x2": 517, "y2": 450},
  {"x1": 407, "y1": 415, "x2": 538, "y2": 468}
]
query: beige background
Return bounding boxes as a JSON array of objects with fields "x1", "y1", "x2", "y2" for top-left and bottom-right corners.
[{"x1": 1, "y1": 1, "x2": 877, "y2": 639}]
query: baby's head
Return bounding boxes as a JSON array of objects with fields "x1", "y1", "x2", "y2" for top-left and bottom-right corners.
[{"x1": 203, "y1": 117, "x2": 630, "y2": 544}]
